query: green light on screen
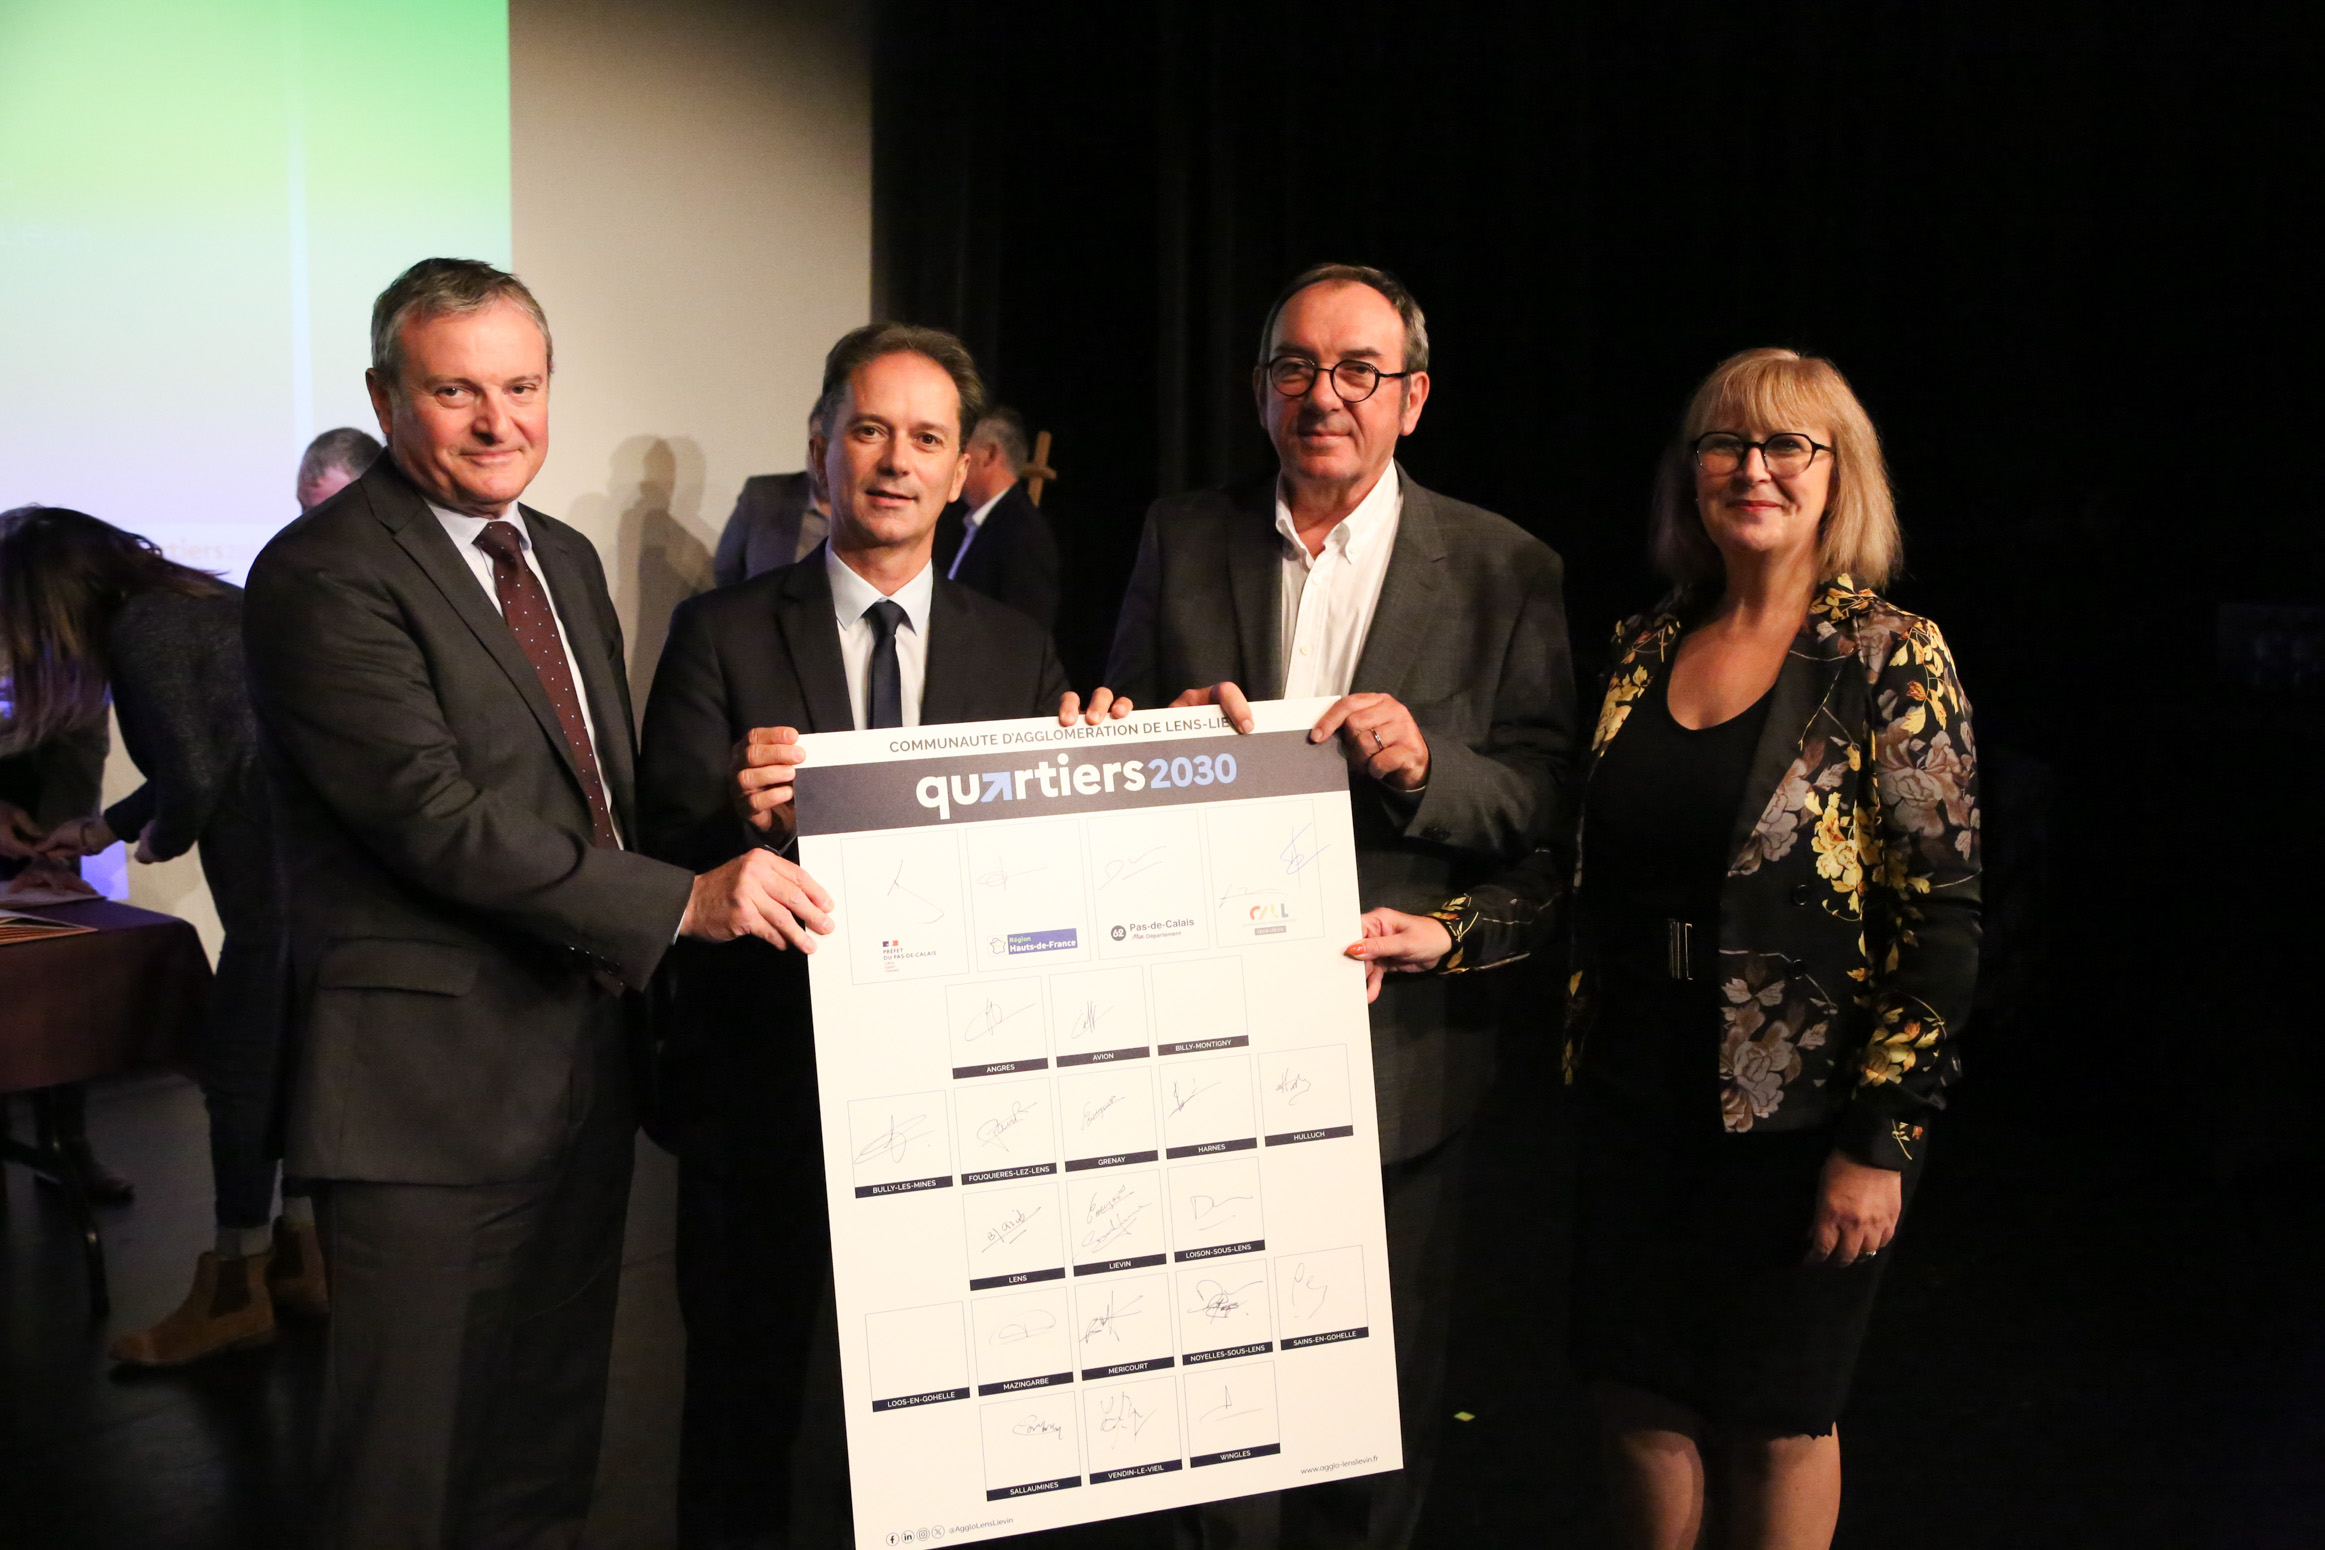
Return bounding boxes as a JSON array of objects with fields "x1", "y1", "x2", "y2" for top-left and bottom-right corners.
[{"x1": 0, "y1": 0, "x2": 511, "y2": 578}]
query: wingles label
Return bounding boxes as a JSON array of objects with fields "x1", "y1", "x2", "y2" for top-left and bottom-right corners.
[{"x1": 796, "y1": 731, "x2": 1342, "y2": 837}]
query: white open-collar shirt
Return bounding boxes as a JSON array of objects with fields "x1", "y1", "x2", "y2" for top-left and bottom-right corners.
[
  {"x1": 826, "y1": 542, "x2": 934, "y2": 729},
  {"x1": 1274, "y1": 462, "x2": 1403, "y2": 700}
]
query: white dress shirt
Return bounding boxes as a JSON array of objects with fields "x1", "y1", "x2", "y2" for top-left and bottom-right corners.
[
  {"x1": 1275, "y1": 464, "x2": 1402, "y2": 699},
  {"x1": 827, "y1": 543, "x2": 934, "y2": 729},
  {"x1": 430, "y1": 501, "x2": 622, "y2": 844},
  {"x1": 945, "y1": 487, "x2": 1008, "y2": 579}
]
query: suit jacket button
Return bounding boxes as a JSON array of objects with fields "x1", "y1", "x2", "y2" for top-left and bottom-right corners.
[
  {"x1": 1791, "y1": 883, "x2": 1812, "y2": 906},
  {"x1": 1786, "y1": 956, "x2": 1808, "y2": 976}
]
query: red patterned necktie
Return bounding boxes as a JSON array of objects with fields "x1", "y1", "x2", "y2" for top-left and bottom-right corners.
[{"x1": 472, "y1": 520, "x2": 619, "y2": 849}]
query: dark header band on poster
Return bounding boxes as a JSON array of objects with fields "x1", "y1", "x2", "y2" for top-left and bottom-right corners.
[{"x1": 795, "y1": 729, "x2": 1346, "y2": 837}]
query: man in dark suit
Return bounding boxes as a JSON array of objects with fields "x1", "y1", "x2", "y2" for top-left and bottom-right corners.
[
  {"x1": 638, "y1": 322, "x2": 1073, "y2": 1549},
  {"x1": 713, "y1": 407, "x2": 831, "y2": 587},
  {"x1": 931, "y1": 403, "x2": 1062, "y2": 628},
  {"x1": 1099, "y1": 263, "x2": 1579, "y2": 1548},
  {"x1": 244, "y1": 258, "x2": 824, "y2": 1549}
]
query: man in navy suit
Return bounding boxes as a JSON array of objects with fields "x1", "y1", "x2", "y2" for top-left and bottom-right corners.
[
  {"x1": 639, "y1": 323, "x2": 1079, "y2": 1549},
  {"x1": 932, "y1": 403, "x2": 1061, "y2": 629}
]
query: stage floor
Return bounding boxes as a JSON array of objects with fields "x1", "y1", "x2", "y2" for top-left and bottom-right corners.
[{"x1": 5, "y1": 1039, "x2": 2321, "y2": 1548}]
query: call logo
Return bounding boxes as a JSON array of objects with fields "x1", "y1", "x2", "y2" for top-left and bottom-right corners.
[{"x1": 1246, "y1": 901, "x2": 1293, "y2": 921}]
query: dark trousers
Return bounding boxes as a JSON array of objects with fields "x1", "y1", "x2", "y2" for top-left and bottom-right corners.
[
  {"x1": 675, "y1": 1146, "x2": 832, "y2": 1550},
  {"x1": 199, "y1": 928, "x2": 293, "y2": 1228},
  {"x1": 1181, "y1": 1129, "x2": 1472, "y2": 1550},
  {"x1": 312, "y1": 1001, "x2": 634, "y2": 1550}
]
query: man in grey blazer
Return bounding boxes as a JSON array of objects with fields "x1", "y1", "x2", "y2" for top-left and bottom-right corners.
[
  {"x1": 245, "y1": 258, "x2": 822, "y2": 1549},
  {"x1": 713, "y1": 407, "x2": 832, "y2": 587},
  {"x1": 1101, "y1": 264, "x2": 1578, "y2": 1548}
]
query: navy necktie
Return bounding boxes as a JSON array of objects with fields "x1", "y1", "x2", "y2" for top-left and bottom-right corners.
[{"x1": 866, "y1": 598, "x2": 907, "y2": 729}]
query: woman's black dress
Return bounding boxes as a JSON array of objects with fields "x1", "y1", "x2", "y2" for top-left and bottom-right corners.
[{"x1": 1572, "y1": 670, "x2": 1918, "y2": 1437}]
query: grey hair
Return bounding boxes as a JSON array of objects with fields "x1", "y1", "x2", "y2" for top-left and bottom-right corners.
[
  {"x1": 296, "y1": 427, "x2": 382, "y2": 491},
  {"x1": 814, "y1": 321, "x2": 988, "y2": 443},
  {"x1": 370, "y1": 258, "x2": 553, "y2": 391},
  {"x1": 1255, "y1": 262, "x2": 1430, "y2": 375},
  {"x1": 969, "y1": 404, "x2": 1030, "y2": 471}
]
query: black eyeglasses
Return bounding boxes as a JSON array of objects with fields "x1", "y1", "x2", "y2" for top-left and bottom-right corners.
[
  {"x1": 1262, "y1": 355, "x2": 1416, "y2": 404},
  {"x1": 1693, "y1": 431, "x2": 1830, "y2": 478}
]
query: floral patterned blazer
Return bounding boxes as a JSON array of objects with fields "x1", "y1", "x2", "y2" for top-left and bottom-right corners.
[{"x1": 1433, "y1": 577, "x2": 1982, "y2": 1169}]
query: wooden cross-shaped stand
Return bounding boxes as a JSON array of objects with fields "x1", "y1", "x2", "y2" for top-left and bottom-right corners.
[{"x1": 1022, "y1": 429, "x2": 1059, "y2": 506}]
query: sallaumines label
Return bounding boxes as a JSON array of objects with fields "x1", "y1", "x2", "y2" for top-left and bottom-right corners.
[{"x1": 797, "y1": 731, "x2": 1344, "y2": 837}]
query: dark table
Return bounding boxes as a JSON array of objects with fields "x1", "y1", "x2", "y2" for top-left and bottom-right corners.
[{"x1": 1, "y1": 897, "x2": 212, "y2": 1314}]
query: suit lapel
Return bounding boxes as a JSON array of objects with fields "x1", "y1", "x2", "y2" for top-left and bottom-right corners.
[
  {"x1": 773, "y1": 548, "x2": 856, "y2": 733},
  {"x1": 933, "y1": 501, "x2": 969, "y2": 578},
  {"x1": 1350, "y1": 467, "x2": 1447, "y2": 699},
  {"x1": 1225, "y1": 482, "x2": 1283, "y2": 697},
  {"x1": 1724, "y1": 585, "x2": 1865, "y2": 865},
  {"x1": 529, "y1": 514, "x2": 639, "y2": 825},
  {"x1": 372, "y1": 465, "x2": 586, "y2": 793},
  {"x1": 921, "y1": 581, "x2": 979, "y2": 723}
]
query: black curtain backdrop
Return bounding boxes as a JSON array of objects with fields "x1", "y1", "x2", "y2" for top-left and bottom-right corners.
[{"x1": 874, "y1": 0, "x2": 2321, "y2": 1140}]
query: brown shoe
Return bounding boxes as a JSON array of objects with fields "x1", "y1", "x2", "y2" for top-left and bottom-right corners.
[
  {"x1": 267, "y1": 1217, "x2": 329, "y2": 1317},
  {"x1": 107, "y1": 1252, "x2": 276, "y2": 1367}
]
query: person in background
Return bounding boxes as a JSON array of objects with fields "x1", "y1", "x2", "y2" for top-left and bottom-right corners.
[
  {"x1": 0, "y1": 623, "x2": 129, "y2": 1203},
  {"x1": 1351, "y1": 348, "x2": 1981, "y2": 1550},
  {"x1": 1097, "y1": 262, "x2": 1579, "y2": 1548},
  {"x1": 2, "y1": 507, "x2": 316, "y2": 1363},
  {"x1": 932, "y1": 403, "x2": 1061, "y2": 628},
  {"x1": 713, "y1": 404, "x2": 832, "y2": 586},
  {"x1": 295, "y1": 426, "x2": 384, "y2": 513}
]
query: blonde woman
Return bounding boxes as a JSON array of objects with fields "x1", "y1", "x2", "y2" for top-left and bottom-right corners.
[{"x1": 1350, "y1": 349, "x2": 1981, "y2": 1549}]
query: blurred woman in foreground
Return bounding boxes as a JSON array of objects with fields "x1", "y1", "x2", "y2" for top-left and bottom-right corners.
[
  {"x1": 1350, "y1": 349, "x2": 1981, "y2": 1548},
  {"x1": 3, "y1": 508, "x2": 321, "y2": 1365}
]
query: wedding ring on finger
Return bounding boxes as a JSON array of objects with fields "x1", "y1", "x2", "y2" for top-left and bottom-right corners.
[{"x1": 1368, "y1": 728, "x2": 1386, "y2": 750}]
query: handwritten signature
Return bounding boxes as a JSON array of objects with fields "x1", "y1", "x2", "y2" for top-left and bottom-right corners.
[
  {"x1": 1082, "y1": 1290, "x2": 1144, "y2": 1345},
  {"x1": 994, "y1": 1309, "x2": 1058, "y2": 1344},
  {"x1": 1188, "y1": 1277, "x2": 1262, "y2": 1322},
  {"x1": 1081, "y1": 1093, "x2": 1125, "y2": 1130},
  {"x1": 1011, "y1": 1415, "x2": 1065, "y2": 1438},
  {"x1": 1080, "y1": 1182, "x2": 1151, "y2": 1251},
  {"x1": 1198, "y1": 1386, "x2": 1264, "y2": 1425},
  {"x1": 1290, "y1": 1261, "x2": 1331, "y2": 1319},
  {"x1": 885, "y1": 862, "x2": 947, "y2": 923},
  {"x1": 1279, "y1": 823, "x2": 1331, "y2": 877},
  {"x1": 1272, "y1": 1068, "x2": 1314, "y2": 1106},
  {"x1": 962, "y1": 996, "x2": 1034, "y2": 1043},
  {"x1": 976, "y1": 855, "x2": 1049, "y2": 891},
  {"x1": 976, "y1": 1099, "x2": 1040, "y2": 1151},
  {"x1": 854, "y1": 1112, "x2": 934, "y2": 1165},
  {"x1": 1168, "y1": 1078, "x2": 1219, "y2": 1117},
  {"x1": 1097, "y1": 846, "x2": 1170, "y2": 890},
  {"x1": 1098, "y1": 1391, "x2": 1154, "y2": 1439},
  {"x1": 1189, "y1": 1192, "x2": 1252, "y2": 1227},
  {"x1": 981, "y1": 1204, "x2": 1043, "y2": 1253}
]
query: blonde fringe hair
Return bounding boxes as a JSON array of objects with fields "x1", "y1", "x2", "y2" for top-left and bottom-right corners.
[{"x1": 1649, "y1": 347, "x2": 1900, "y2": 597}]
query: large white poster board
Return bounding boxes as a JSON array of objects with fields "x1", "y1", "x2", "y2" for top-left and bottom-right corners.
[{"x1": 796, "y1": 701, "x2": 1400, "y2": 1547}]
